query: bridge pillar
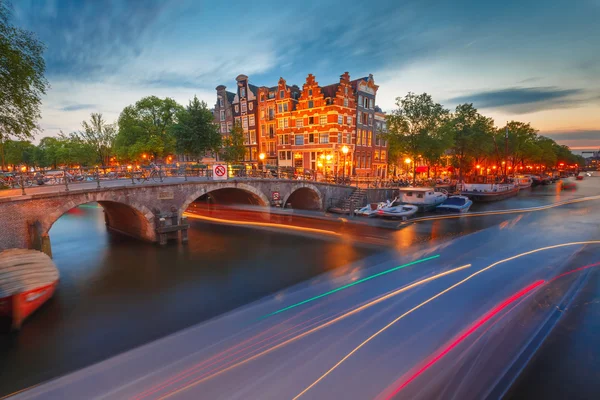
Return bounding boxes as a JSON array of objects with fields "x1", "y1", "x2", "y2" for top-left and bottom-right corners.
[
  {"x1": 155, "y1": 208, "x2": 189, "y2": 246},
  {"x1": 28, "y1": 221, "x2": 52, "y2": 258}
]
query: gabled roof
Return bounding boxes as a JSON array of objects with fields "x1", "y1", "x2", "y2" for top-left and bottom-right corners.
[
  {"x1": 248, "y1": 84, "x2": 259, "y2": 96},
  {"x1": 226, "y1": 91, "x2": 235, "y2": 103},
  {"x1": 320, "y1": 83, "x2": 339, "y2": 99},
  {"x1": 350, "y1": 77, "x2": 369, "y2": 90}
]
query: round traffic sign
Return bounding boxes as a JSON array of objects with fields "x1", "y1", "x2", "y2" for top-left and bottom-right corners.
[{"x1": 214, "y1": 165, "x2": 227, "y2": 177}]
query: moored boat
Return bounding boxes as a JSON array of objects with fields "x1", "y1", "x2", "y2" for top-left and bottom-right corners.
[
  {"x1": 397, "y1": 187, "x2": 447, "y2": 212},
  {"x1": 515, "y1": 175, "x2": 533, "y2": 189},
  {"x1": 461, "y1": 176, "x2": 519, "y2": 202},
  {"x1": 0, "y1": 249, "x2": 59, "y2": 331},
  {"x1": 355, "y1": 201, "x2": 390, "y2": 217},
  {"x1": 375, "y1": 199, "x2": 418, "y2": 220},
  {"x1": 436, "y1": 195, "x2": 473, "y2": 213}
]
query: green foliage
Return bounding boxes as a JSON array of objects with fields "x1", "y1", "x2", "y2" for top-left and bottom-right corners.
[
  {"x1": 220, "y1": 122, "x2": 246, "y2": 162},
  {"x1": 35, "y1": 134, "x2": 96, "y2": 168},
  {"x1": 115, "y1": 96, "x2": 183, "y2": 161},
  {"x1": 0, "y1": 1, "x2": 49, "y2": 143},
  {"x1": 172, "y1": 96, "x2": 221, "y2": 157},
  {"x1": 72, "y1": 113, "x2": 116, "y2": 166},
  {"x1": 4, "y1": 139, "x2": 35, "y2": 166}
]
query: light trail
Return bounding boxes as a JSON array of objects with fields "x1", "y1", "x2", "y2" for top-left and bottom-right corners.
[
  {"x1": 184, "y1": 212, "x2": 342, "y2": 237},
  {"x1": 405, "y1": 194, "x2": 600, "y2": 224},
  {"x1": 151, "y1": 264, "x2": 471, "y2": 399},
  {"x1": 549, "y1": 261, "x2": 600, "y2": 282},
  {"x1": 293, "y1": 241, "x2": 600, "y2": 399},
  {"x1": 383, "y1": 280, "x2": 545, "y2": 399},
  {"x1": 261, "y1": 255, "x2": 440, "y2": 318}
]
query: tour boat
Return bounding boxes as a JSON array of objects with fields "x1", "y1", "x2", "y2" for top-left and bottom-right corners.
[
  {"x1": 515, "y1": 175, "x2": 533, "y2": 189},
  {"x1": 376, "y1": 199, "x2": 418, "y2": 220},
  {"x1": 461, "y1": 176, "x2": 519, "y2": 202},
  {"x1": 397, "y1": 187, "x2": 447, "y2": 212},
  {"x1": 436, "y1": 195, "x2": 473, "y2": 213},
  {"x1": 0, "y1": 249, "x2": 59, "y2": 331},
  {"x1": 354, "y1": 201, "x2": 390, "y2": 217}
]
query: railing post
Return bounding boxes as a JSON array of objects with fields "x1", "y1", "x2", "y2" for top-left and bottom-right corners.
[
  {"x1": 63, "y1": 167, "x2": 69, "y2": 192},
  {"x1": 159, "y1": 165, "x2": 164, "y2": 182},
  {"x1": 96, "y1": 167, "x2": 101, "y2": 188},
  {"x1": 184, "y1": 165, "x2": 188, "y2": 181},
  {"x1": 131, "y1": 168, "x2": 136, "y2": 184}
]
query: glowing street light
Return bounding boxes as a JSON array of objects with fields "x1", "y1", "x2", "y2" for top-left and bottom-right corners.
[
  {"x1": 404, "y1": 157, "x2": 412, "y2": 164},
  {"x1": 259, "y1": 152, "x2": 265, "y2": 161},
  {"x1": 142, "y1": 154, "x2": 147, "y2": 159},
  {"x1": 341, "y1": 146, "x2": 349, "y2": 181}
]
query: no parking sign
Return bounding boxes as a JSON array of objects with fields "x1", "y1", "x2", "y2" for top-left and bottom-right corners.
[{"x1": 213, "y1": 164, "x2": 228, "y2": 180}]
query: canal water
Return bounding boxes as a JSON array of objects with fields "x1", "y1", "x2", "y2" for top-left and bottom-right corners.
[{"x1": 0, "y1": 179, "x2": 596, "y2": 396}]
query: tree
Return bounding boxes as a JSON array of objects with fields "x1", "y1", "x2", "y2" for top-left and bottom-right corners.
[
  {"x1": 384, "y1": 92, "x2": 450, "y2": 183},
  {"x1": 73, "y1": 113, "x2": 116, "y2": 166},
  {"x1": 172, "y1": 96, "x2": 221, "y2": 158},
  {"x1": 35, "y1": 134, "x2": 95, "y2": 168},
  {"x1": 114, "y1": 96, "x2": 183, "y2": 161},
  {"x1": 220, "y1": 122, "x2": 246, "y2": 162},
  {"x1": 4, "y1": 139, "x2": 35, "y2": 167},
  {"x1": 0, "y1": 1, "x2": 49, "y2": 169}
]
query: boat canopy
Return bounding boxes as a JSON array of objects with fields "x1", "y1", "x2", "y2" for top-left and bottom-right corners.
[
  {"x1": 443, "y1": 197, "x2": 467, "y2": 206},
  {"x1": 0, "y1": 249, "x2": 59, "y2": 298}
]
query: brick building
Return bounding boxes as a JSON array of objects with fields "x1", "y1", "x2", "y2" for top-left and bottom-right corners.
[
  {"x1": 214, "y1": 85, "x2": 235, "y2": 136},
  {"x1": 215, "y1": 72, "x2": 387, "y2": 176}
]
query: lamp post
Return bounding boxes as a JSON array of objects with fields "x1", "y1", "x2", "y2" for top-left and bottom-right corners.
[
  {"x1": 341, "y1": 145, "x2": 349, "y2": 183},
  {"x1": 259, "y1": 152, "x2": 266, "y2": 177}
]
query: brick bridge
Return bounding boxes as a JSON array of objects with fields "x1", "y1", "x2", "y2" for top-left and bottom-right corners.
[{"x1": 0, "y1": 179, "x2": 355, "y2": 254}]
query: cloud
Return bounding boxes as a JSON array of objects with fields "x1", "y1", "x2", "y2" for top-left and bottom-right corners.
[
  {"x1": 60, "y1": 104, "x2": 96, "y2": 112},
  {"x1": 447, "y1": 87, "x2": 589, "y2": 113},
  {"x1": 541, "y1": 130, "x2": 600, "y2": 141}
]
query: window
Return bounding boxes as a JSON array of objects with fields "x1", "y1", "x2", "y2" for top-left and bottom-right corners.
[
  {"x1": 364, "y1": 97, "x2": 369, "y2": 108},
  {"x1": 287, "y1": 150, "x2": 292, "y2": 160},
  {"x1": 375, "y1": 135, "x2": 380, "y2": 146},
  {"x1": 358, "y1": 95, "x2": 363, "y2": 105},
  {"x1": 375, "y1": 150, "x2": 380, "y2": 161},
  {"x1": 283, "y1": 118, "x2": 288, "y2": 128},
  {"x1": 337, "y1": 133, "x2": 342, "y2": 143},
  {"x1": 221, "y1": 123, "x2": 226, "y2": 133},
  {"x1": 278, "y1": 104, "x2": 283, "y2": 113},
  {"x1": 280, "y1": 90, "x2": 285, "y2": 99},
  {"x1": 308, "y1": 100, "x2": 314, "y2": 108},
  {"x1": 240, "y1": 87, "x2": 246, "y2": 98},
  {"x1": 295, "y1": 135, "x2": 304, "y2": 145},
  {"x1": 309, "y1": 116, "x2": 315, "y2": 125},
  {"x1": 344, "y1": 86, "x2": 348, "y2": 95},
  {"x1": 279, "y1": 151, "x2": 287, "y2": 160},
  {"x1": 367, "y1": 154, "x2": 371, "y2": 168},
  {"x1": 226, "y1": 122, "x2": 232, "y2": 132},
  {"x1": 320, "y1": 115, "x2": 327, "y2": 125},
  {"x1": 308, "y1": 133, "x2": 315, "y2": 143},
  {"x1": 357, "y1": 111, "x2": 362, "y2": 124},
  {"x1": 308, "y1": 89, "x2": 313, "y2": 96},
  {"x1": 220, "y1": 110, "x2": 225, "y2": 121},
  {"x1": 278, "y1": 135, "x2": 285, "y2": 145},
  {"x1": 249, "y1": 115, "x2": 255, "y2": 126},
  {"x1": 347, "y1": 116, "x2": 352, "y2": 125},
  {"x1": 320, "y1": 133, "x2": 329, "y2": 143},
  {"x1": 260, "y1": 94, "x2": 265, "y2": 102},
  {"x1": 261, "y1": 125, "x2": 266, "y2": 137},
  {"x1": 369, "y1": 98, "x2": 373, "y2": 109},
  {"x1": 368, "y1": 114, "x2": 373, "y2": 126},
  {"x1": 250, "y1": 130, "x2": 256, "y2": 144},
  {"x1": 249, "y1": 102, "x2": 253, "y2": 111},
  {"x1": 218, "y1": 97, "x2": 224, "y2": 107},
  {"x1": 283, "y1": 103, "x2": 288, "y2": 112},
  {"x1": 269, "y1": 141, "x2": 276, "y2": 154},
  {"x1": 347, "y1": 133, "x2": 351, "y2": 144},
  {"x1": 338, "y1": 115, "x2": 343, "y2": 124},
  {"x1": 243, "y1": 132, "x2": 249, "y2": 145},
  {"x1": 296, "y1": 118, "x2": 303, "y2": 128},
  {"x1": 368, "y1": 131, "x2": 372, "y2": 146},
  {"x1": 269, "y1": 108, "x2": 275, "y2": 119},
  {"x1": 241, "y1": 102, "x2": 247, "y2": 113},
  {"x1": 242, "y1": 117, "x2": 248, "y2": 130},
  {"x1": 278, "y1": 119, "x2": 284, "y2": 129},
  {"x1": 269, "y1": 125, "x2": 275, "y2": 138},
  {"x1": 234, "y1": 105, "x2": 239, "y2": 113},
  {"x1": 261, "y1": 142, "x2": 266, "y2": 153},
  {"x1": 381, "y1": 151, "x2": 386, "y2": 161},
  {"x1": 363, "y1": 113, "x2": 368, "y2": 125},
  {"x1": 343, "y1": 98, "x2": 348, "y2": 107},
  {"x1": 260, "y1": 110, "x2": 265, "y2": 119}
]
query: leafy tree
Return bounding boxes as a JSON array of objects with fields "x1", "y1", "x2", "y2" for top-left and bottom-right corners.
[
  {"x1": 35, "y1": 135, "x2": 95, "y2": 168},
  {"x1": 220, "y1": 122, "x2": 245, "y2": 162},
  {"x1": 172, "y1": 96, "x2": 221, "y2": 158},
  {"x1": 384, "y1": 92, "x2": 450, "y2": 182},
  {"x1": 115, "y1": 96, "x2": 183, "y2": 161},
  {"x1": 72, "y1": 113, "x2": 116, "y2": 166},
  {"x1": 0, "y1": 1, "x2": 49, "y2": 168},
  {"x1": 498, "y1": 121, "x2": 538, "y2": 169},
  {"x1": 4, "y1": 139, "x2": 35, "y2": 167}
]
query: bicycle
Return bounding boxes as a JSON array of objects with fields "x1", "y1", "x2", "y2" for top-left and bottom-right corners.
[
  {"x1": 132, "y1": 163, "x2": 163, "y2": 183},
  {"x1": 0, "y1": 173, "x2": 33, "y2": 188}
]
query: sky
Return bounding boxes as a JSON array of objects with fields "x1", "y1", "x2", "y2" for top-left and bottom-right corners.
[{"x1": 11, "y1": 0, "x2": 600, "y2": 152}]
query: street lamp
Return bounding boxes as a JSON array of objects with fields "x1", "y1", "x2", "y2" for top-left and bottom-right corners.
[
  {"x1": 341, "y1": 145, "x2": 349, "y2": 182},
  {"x1": 259, "y1": 152, "x2": 266, "y2": 176}
]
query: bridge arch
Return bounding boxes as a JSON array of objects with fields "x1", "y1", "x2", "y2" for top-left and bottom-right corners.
[
  {"x1": 43, "y1": 193, "x2": 156, "y2": 242},
  {"x1": 179, "y1": 182, "x2": 270, "y2": 215},
  {"x1": 283, "y1": 183, "x2": 324, "y2": 210}
]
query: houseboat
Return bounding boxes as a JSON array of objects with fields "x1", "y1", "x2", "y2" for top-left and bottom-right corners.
[
  {"x1": 0, "y1": 249, "x2": 59, "y2": 331},
  {"x1": 461, "y1": 176, "x2": 519, "y2": 202},
  {"x1": 397, "y1": 187, "x2": 447, "y2": 212},
  {"x1": 436, "y1": 195, "x2": 473, "y2": 213},
  {"x1": 515, "y1": 175, "x2": 533, "y2": 189}
]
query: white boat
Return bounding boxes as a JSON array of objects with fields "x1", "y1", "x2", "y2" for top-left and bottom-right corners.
[
  {"x1": 436, "y1": 195, "x2": 473, "y2": 213},
  {"x1": 398, "y1": 187, "x2": 447, "y2": 212},
  {"x1": 375, "y1": 199, "x2": 418, "y2": 220},
  {"x1": 515, "y1": 175, "x2": 533, "y2": 189},
  {"x1": 354, "y1": 201, "x2": 389, "y2": 217}
]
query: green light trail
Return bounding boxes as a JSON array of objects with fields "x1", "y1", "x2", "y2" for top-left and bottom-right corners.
[{"x1": 261, "y1": 254, "x2": 440, "y2": 319}]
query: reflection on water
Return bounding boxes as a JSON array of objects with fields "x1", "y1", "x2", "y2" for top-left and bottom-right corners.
[{"x1": 0, "y1": 205, "x2": 374, "y2": 397}]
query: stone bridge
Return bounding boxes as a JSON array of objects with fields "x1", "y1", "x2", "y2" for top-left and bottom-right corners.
[{"x1": 0, "y1": 179, "x2": 355, "y2": 254}]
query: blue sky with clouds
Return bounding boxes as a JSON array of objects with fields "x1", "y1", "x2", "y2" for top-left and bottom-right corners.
[{"x1": 11, "y1": 0, "x2": 600, "y2": 150}]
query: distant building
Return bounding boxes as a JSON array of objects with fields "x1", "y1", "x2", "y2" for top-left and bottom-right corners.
[
  {"x1": 214, "y1": 85, "x2": 235, "y2": 137},
  {"x1": 351, "y1": 74, "x2": 379, "y2": 177},
  {"x1": 231, "y1": 75, "x2": 260, "y2": 162},
  {"x1": 373, "y1": 106, "x2": 388, "y2": 178}
]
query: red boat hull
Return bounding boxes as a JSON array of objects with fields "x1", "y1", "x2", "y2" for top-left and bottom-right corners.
[{"x1": 0, "y1": 281, "x2": 58, "y2": 331}]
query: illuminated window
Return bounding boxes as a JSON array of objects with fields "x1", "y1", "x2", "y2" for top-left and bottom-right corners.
[
  {"x1": 280, "y1": 90, "x2": 285, "y2": 99},
  {"x1": 320, "y1": 133, "x2": 329, "y2": 144},
  {"x1": 343, "y1": 98, "x2": 348, "y2": 107},
  {"x1": 308, "y1": 100, "x2": 314, "y2": 108},
  {"x1": 320, "y1": 115, "x2": 327, "y2": 125},
  {"x1": 219, "y1": 110, "x2": 225, "y2": 121},
  {"x1": 296, "y1": 118, "x2": 303, "y2": 128},
  {"x1": 241, "y1": 102, "x2": 247, "y2": 113},
  {"x1": 242, "y1": 117, "x2": 248, "y2": 130},
  {"x1": 250, "y1": 130, "x2": 256, "y2": 144},
  {"x1": 240, "y1": 87, "x2": 246, "y2": 98},
  {"x1": 249, "y1": 115, "x2": 255, "y2": 126},
  {"x1": 338, "y1": 115, "x2": 343, "y2": 124}
]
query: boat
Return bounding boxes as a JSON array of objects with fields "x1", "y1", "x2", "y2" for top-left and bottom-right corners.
[
  {"x1": 515, "y1": 175, "x2": 533, "y2": 189},
  {"x1": 576, "y1": 175, "x2": 584, "y2": 181},
  {"x1": 0, "y1": 249, "x2": 59, "y2": 331},
  {"x1": 436, "y1": 195, "x2": 473, "y2": 213},
  {"x1": 397, "y1": 187, "x2": 447, "y2": 212},
  {"x1": 354, "y1": 201, "x2": 390, "y2": 217},
  {"x1": 460, "y1": 176, "x2": 519, "y2": 202},
  {"x1": 375, "y1": 199, "x2": 418, "y2": 220},
  {"x1": 529, "y1": 175, "x2": 543, "y2": 186}
]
